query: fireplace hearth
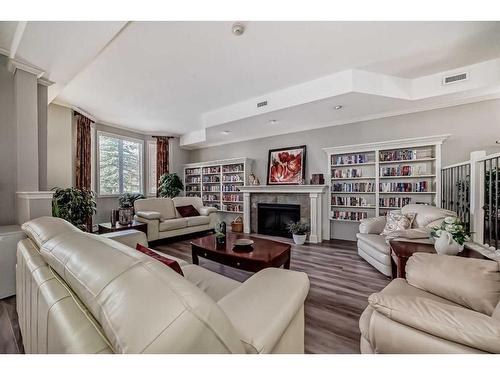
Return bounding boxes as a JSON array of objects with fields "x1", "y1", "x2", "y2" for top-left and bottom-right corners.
[{"x1": 257, "y1": 203, "x2": 300, "y2": 238}]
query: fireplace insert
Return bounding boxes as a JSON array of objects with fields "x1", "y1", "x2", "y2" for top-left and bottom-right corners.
[{"x1": 257, "y1": 203, "x2": 300, "y2": 238}]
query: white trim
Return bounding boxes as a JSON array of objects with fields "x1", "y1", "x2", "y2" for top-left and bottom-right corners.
[
  {"x1": 9, "y1": 58, "x2": 45, "y2": 78},
  {"x1": 475, "y1": 151, "x2": 500, "y2": 163},
  {"x1": 96, "y1": 131, "x2": 144, "y2": 197},
  {"x1": 37, "y1": 77, "x2": 54, "y2": 87},
  {"x1": 442, "y1": 160, "x2": 471, "y2": 170},
  {"x1": 238, "y1": 185, "x2": 327, "y2": 194},
  {"x1": 72, "y1": 106, "x2": 97, "y2": 123},
  {"x1": 16, "y1": 191, "x2": 54, "y2": 199},
  {"x1": 9, "y1": 21, "x2": 27, "y2": 59},
  {"x1": 322, "y1": 134, "x2": 450, "y2": 155},
  {"x1": 184, "y1": 157, "x2": 249, "y2": 168}
]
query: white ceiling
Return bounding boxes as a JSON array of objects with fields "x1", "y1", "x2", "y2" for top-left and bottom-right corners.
[{"x1": 1, "y1": 21, "x2": 500, "y2": 147}]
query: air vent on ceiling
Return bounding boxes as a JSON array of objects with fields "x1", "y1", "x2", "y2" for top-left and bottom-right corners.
[
  {"x1": 442, "y1": 72, "x2": 468, "y2": 85},
  {"x1": 257, "y1": 100, "x2": 268, "y2": 108}
]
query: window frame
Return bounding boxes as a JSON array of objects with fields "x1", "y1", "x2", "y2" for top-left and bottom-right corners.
[
  {"x1": 96, "y1": 130, "x2": 145, "y2": 197},
  {"x1": 146, "y1": 140, "x2": 157, "y2": 197}
]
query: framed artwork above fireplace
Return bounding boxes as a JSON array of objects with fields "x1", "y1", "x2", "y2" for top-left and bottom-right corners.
[{"x1": 267, "y1": 145, "x2": 306, "y2": 185}]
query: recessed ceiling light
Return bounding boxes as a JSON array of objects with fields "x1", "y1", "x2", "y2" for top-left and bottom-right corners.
[
  {"x1": 221, "y1": 130, "x2": 231, "y2": 135},
  {"x1": 334, "y1": 105, "x2": 343, "y2": 110},
  {"x1": 268, "y1": 119, "x2": 278, "y2": 125},
  {"x1": 232, "y1": 23, "x2": 245, "y2": 36}
]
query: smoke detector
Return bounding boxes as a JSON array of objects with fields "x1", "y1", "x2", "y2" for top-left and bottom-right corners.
[{"x1": 232, "y1": 23, "x2": 245, "y2": 36}]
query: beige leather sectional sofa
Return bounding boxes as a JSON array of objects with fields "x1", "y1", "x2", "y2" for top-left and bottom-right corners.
[
  {"x1": 357, "y1": 204, "x2": 457, "y2": 276},
  {"x1": 134, "y1": 197, "x2": 217, "y2": 241},
  {"x1": 16, "y1": 216, "x2": 309, "y2": 354},
  {"x1": 360, "y1": 252, "x2": 500, "y2": 353}
]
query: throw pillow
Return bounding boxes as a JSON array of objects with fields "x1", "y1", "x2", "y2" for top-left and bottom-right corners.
[
  {"x1": 136, "y1": 244, "x2": 184, "y2": 276},
  {"x1": 176, "y1": 205, "x2": 200, "y2": 217},
  {"x1": 380, "y1": 211, "x2": 416, "y2": 237}
]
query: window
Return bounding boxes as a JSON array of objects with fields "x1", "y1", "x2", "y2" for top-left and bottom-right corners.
[
  {"x1": 97, "y1": 132, "x2": 143, "y2": 196},
  {"x1": 146, "y1": 140, "x2": 157, "y2": 196}
]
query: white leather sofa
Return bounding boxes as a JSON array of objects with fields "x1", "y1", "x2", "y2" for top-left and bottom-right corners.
[
  {"x1": 134, "y1": 197, "x2": 217, "y2": 241},
  {"x1": 357, "y1": 204, "x2": 457, "y2": 277},
  {"x1": 16, "y1": 216, "x2": 310, "y2": 354},
  {"x1": 360, "y1": 252, "x2": 500, "y2": 353}
]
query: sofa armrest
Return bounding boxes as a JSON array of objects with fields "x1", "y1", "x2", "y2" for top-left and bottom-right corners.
[
  {"x1": 100, "y1": 229, "x2": 148, "y2": 248},
  {"x1": 199, "y1": 206, "x2": 217, "y2": 216},
  {"x1": 134, "y1": 216, "x2": 159, "y2": 241},
  {"x1": 406, "y1": 253, "x2": 500, "y2": 315},
  {"x1": 385, "y1": 227, "x2": 431, "y2": 241},
  {"x1": 359, "y1": 216, "x2": 386, "y2": 234},
  {"x1": 217, "y1": 268, "x2": 310, "y2": 353},
  {"x1": 369, "y1": 292, "x2": 500, "y2": 353},
  {"x1": 135, "y1": 211, "x2": 162, "y2": 220}
]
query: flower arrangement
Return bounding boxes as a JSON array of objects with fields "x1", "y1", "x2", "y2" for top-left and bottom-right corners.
[{"x1": 430, "y1": 216, "x2": 470, "y2": 246}]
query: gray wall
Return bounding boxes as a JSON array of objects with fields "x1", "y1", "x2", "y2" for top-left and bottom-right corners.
[
  {"x1": 47, "y1": 104, "x2": 73, "y2": 189},
  {"x1": 0, "y1": 56, "x2": 17, "y2": 225}
]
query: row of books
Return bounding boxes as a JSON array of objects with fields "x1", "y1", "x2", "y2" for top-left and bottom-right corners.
[
  {"x1": 331, "y1": 168, "x2": 363, "y2": 178},
  {"x1": 186, "y1": 192, "x2": 201, "y2": 197},
  {"x1": 203, "y1": 185, "x2": 220, "y2": 192},
  {"x1": 331, "y1": 182, "x2": 376, "y2": 192},
  {"x1": 185, "y1": 168, "x2": 201, "y2": 175},
  {"x1": 202, "y1": 194, "x2": 219, "y2": 202},
  {"x1": 331, "y1": 211, "x2": 368, "y2": 221},
  {"x1": 379, "y1": 197, "x2": 412, "y2": 208},
  {"x1": 202, "y1": 176, "x2": 220, "y2": 183},
  {"x1": 185, "y1": 176, "x2": 201, "y2": 184},
  {"x1": 205, "y1": 202, "x2": 220, "y2": 210},
  {"x1": 379, "y1": 149, "x2": 432, "y2": 161},
  {"x1": 331, "y1": 196, "x2": 369, "y2": 207},
  {"x1": 202, "y1": 167, "x2": 220, "y2": 174},
  {"x1": 222, "y1": 203, "x2": 243, "y2": 212},
  {"x1": 380, "y1": 165, "x2": 426, "y2": 177},
  {"x1": 333, "y1": 154, "x2": 369, "y2": 165},
  {"x1": 186, "y1": 185, "x2": 200, "y2": 192},
  {"x1": 223, "y1": 194, "x2": 242, "y2": 202},
  {"x1": 222, "y1": 164, "x2": 244, "y2": 173},
  {"x1": 222, "y1": 175, "x2": 243, "y2": 182},
  {"x1": 379, "y1": 181, "x2": 429, "y2": 192},
  {"x1": 222, "y1": 185, "x2": 241, "y2": 192}
]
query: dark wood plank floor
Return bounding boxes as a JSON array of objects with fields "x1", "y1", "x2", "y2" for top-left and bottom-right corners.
[{"x1": 0, "y1": 236, "x2": 389, "y2": 354}]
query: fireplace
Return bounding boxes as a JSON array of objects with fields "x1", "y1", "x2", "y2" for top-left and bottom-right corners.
[{"x1": 257, "y1": 203, "x2": 300, "y2": 238}]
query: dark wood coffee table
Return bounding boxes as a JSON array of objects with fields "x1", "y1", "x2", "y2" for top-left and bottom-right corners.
[
  {"x1": 390, "y1": 240, "x2": 489, "y2": 279},
  {"x1": 191, "y1": 233, "x2": 291, "y2": 272},
  {"x1": 98, "y1": 220, "x2": 148, "y2": 235}
]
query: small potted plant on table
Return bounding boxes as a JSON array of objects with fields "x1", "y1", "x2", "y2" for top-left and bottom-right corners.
[
  {"x1": 430, "y1": 216, "x2": 470, "y2": 255},
  {"x1": 287, "y1": 219, "x2": 310, "y2": 245},
  {"x1": 118, "y1": 193, "x2": 144, "y2": 225}
]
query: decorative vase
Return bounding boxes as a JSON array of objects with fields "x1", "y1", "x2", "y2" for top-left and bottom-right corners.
[
  {"x1": 293, "y1": 233, "x2": 307, "y2": 245},
  {"x1": 434, "y1": 231, "x2": 464, "y2": 255},
  {"x1": 118, "y1": 208, "x2": 133, "y2": 225},
  {"x1": 110, "y1": 209, "x2": 118, "y2": 227}
]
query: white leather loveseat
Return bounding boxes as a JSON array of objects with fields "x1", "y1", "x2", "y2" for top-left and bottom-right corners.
[
  {"x1": 357, "y1": 204, "x2": 457, "y2": 277},
  {"x1": 134, "y1": 197, "x2": 217, "y2": 241},
  {"x1": 17, "y1": 217, "x2": 310, "y2": 354}
]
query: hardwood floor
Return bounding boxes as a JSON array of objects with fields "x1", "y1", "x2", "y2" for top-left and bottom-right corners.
[{"x1": 0, "y1": 236, "x2": 389, "y2": 354}]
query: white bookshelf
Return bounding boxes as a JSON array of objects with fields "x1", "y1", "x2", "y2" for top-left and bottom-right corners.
[
  {"x1": 183, "y1": 157, "x2": 252, "y2": 214},
  {"x1": 323, "y1": 134, "x2": 449, "y2": 240}
]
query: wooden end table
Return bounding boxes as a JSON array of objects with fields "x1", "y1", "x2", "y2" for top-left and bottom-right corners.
[
  {"x1": 390, "y1": 240, "x2": 489, "y2": 279},
  {"x1": 98, "y1": 220, "x2": 148, "y2": 235},
  {"x1": 191, "y1": 233, "x2": 291, "y2": 273}
]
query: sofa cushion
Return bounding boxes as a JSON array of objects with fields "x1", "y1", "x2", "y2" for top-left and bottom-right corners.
[
  {"x1": 356, "y1": 233, "x2": 390, "y2": 255},
  {"x1": 159, "y1": 218, "x2": 188, "y2": 232},
  {"x1": 38, "y1": 229, "x2": 245, "y2": 353},
  {"x1": 136, "y1": 244, "x2": 184, "y2": 276},
  {"x1": 135, "y1": 198, "x2": 177, "y2": 220},
  {"x1": 135, "y1": 211, "x2": 162, "y2": 220},
  {"x1": 406, "y1": 253, "x2": 500, "y2": 315},
  {"x1": 181, "y1": 264, "x2": 240, "y2": 301},
  {"x1": 187, "y1": 216, "x2": 211, "y2": 227},
  {"x1": 401, "y1": 204, "x2": 456, "y2": 228},
  {"x1": 172, "y1": 197, "x2": 204, "y2": 218},
  {"x1": 21, "y1": 216, "x2": 81, "y2": 248},
  {"x1": 176, "y1": 205, "x2": 200, "y2": 218},
  {"x1": 380, "y1": 211, "x2": 414, "y2": 236}
]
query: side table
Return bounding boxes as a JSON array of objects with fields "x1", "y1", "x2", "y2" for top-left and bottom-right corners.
[{"x1": 98, "y1": 220, "x2": 147, "y2": 235}]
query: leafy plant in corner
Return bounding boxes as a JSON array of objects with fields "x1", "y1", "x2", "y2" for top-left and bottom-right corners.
[
  {"x1": 287, "y1": 219, "x2": 310, "y2": 235},
  {"x1": 158, "y1": 173, "x2": 184, "y2": 198},
  {"x1": 52, "y1": 187, "x2": 96, "y2": 231},
  {"x1": 118, "y1": 193, "x2": 144, "y2": 208}
]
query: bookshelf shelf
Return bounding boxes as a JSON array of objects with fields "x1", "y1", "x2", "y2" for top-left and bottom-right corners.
[{"x1": 324, "y1": 135, "x2": 448, "y2": 240}]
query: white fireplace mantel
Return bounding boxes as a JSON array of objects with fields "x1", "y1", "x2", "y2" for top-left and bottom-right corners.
[{"x1": 238, "y1": 185, "x2": 328, "y2": 243}]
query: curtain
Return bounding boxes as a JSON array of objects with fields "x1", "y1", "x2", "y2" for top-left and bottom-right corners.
[
  {"x1": 154, "y1": 136, "x2": 174, "y2": 196},
  {"x1": 75, "y1": 112, "x2": 93, "y2": 190}
]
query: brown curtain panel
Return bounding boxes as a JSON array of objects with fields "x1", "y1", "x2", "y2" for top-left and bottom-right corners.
[
  {"x1": 154, "y1": 136, "x2": 174, "y2": 196},
  {"x1": 75, "y1": 112, "x2": 93, "y2": 190}
]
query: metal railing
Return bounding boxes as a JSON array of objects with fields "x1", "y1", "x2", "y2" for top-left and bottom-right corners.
[
  {"x1": 483, "y1": 154, "x2": 500, "y2": 249},
  {"x1": 441, "y1": 161, "x2": 471, "y2": 231}
]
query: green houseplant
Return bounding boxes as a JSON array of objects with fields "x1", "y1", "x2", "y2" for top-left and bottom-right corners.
[
  {"x1": 158, "y1": 173, "x2": 184, "y2": 198},
  {"x1": 52, "y1": 187, "x2": 96, "y2": 231},
  {"x1": 430, "y1": 216, "x2": 471, "y2": 255},
  {"x1": 117, "y1": 193, "x2": 144, "y2": 225},
  {"x1": 287, "y1": 219, "x2": 310, "y2": 245}
]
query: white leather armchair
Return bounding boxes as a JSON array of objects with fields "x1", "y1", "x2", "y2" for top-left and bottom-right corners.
[
  {"x1": 357, "y1": 204, "x2": 457, "y2": 276},
  {"x1": 360, "y1": 253, "x2": 500, "y2": 353}
]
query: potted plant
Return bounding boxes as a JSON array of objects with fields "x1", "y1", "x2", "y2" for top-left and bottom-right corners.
[
  {"x1": 430, "y1": 216, "x2": 470, "y2": 255},
  {"x1": 158, "y1": 173, "x2": 184, "y2": 198},
  {"x1": 52, "y1": 187, "x2": 96, "y2": 232},
  {"x1": 287, "y1": 219, "x2": 310, "y2": 245},
  {"x1": 118, "y1": 193, "x2": 144, "y2": 225}
]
